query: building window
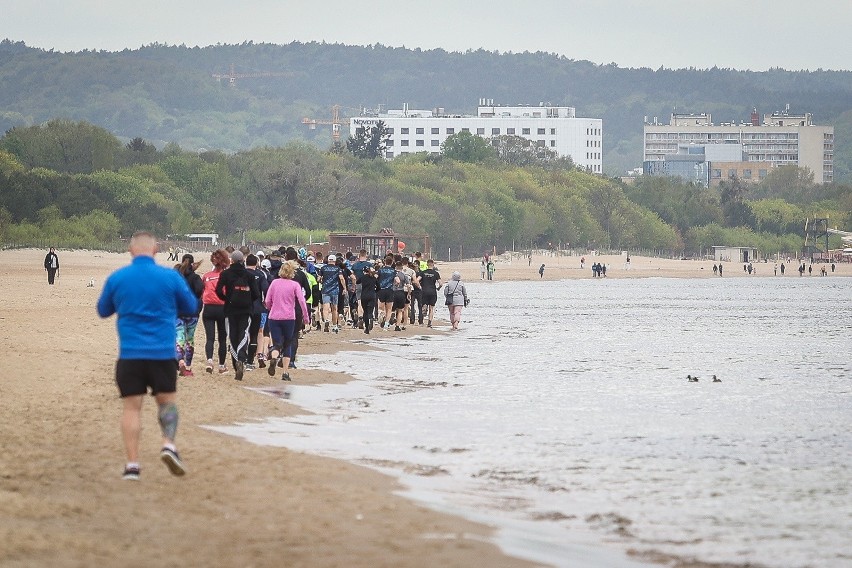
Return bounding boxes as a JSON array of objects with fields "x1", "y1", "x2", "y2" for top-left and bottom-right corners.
[
  {"x1": 387, "y1": 139, "x2": 394, "y2": 147},
  {"x1": 492, "y1": 128, "x2": 501, "y2": 135},
  {"x1": 727, "y1": 169, "x2": 736, "y2": 179},
  {"x1": 416, "y1": 140, "x2": 424, "y2": 147},
  {"x1": 431, "y1": 140, "x2": 440, "y2": 146},
  {"x1": 537, "y1": 140, "x2": 545, "y2": 147},
  {"x1": 447, "y1": 128, "x2": 455, "y2": 135},
  {"x1": 416, "y1": 127, "x2": 424, "y2": 134},
  {"x1": 712, "y1": 169, "x2": 721, "y2": 178},
  {"x1": 385, "y1": 151, "x2": 394, "y2": 158},
  {"x1": 431, "y1": 127, "x2": 439, "y2": 134},
  {"x1": 401, "y1": 128, "x2": 409, "y2": 135},
  {"x1": 550, "y1": 140, "x2": 556, "y2": 147},
  {"x1": 400, "y1": 140, "x2": 409, "y2": 147},
  {"x1": 477, "y1": 128, "x2": 485, "y2": 135},
  {"x1": 550, "y1": 128, "x2": 556, "y2": 135},
  {"x1": 742, "y1": 169, "x2": 752, "y2": 179},
  {"x1": 387, "y1": 128, "x2": 394, "y2": 134},
  {"x1": 507, "y1": 128, "x2": 515, "y2": 135},
  {"x1": 759, "y1": 169, "x2": 768, "y2": 179},
  {"x1": 522, "y1": 128, "x2": 530, "y2": 135},
  {"x1": 462, "y1": 128, "x2": 470, "y2": 132},
  {"x1": 537, "y1": 128, "x2": 546, "y2": 135}
]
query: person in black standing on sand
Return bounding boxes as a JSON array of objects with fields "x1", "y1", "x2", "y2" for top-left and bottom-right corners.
[
  {"x1": 215, "y1": 250, "x2": 259, "y2": 381},
  {"x1": 44, "y1": 247, "x2": 60, "y2": 284},
  {"x1": 539, "y1": 263, "x2": 545, "y2": 278}
]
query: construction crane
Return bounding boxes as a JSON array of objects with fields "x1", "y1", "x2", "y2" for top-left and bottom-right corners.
[
  {"x1": 211, "y1": 63, "x2": 290, "y2": 86},
  {"x1": 302, "y1": 105, "x2": 348, "y2": 142}
]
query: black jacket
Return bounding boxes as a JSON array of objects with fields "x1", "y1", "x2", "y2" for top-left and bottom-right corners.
[{"x1": 215, "y1": 263, "x2": 260, "y2": 316}]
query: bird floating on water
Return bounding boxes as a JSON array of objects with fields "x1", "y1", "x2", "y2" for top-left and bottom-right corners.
[
  {"x1": 687, "y1": 375, "x2": 699, "y2": 382},
  {"x1": 712, "y1": 375, "x2": 721, "y2": 382}
]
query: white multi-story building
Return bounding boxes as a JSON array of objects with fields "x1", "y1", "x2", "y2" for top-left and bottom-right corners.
[
  {"x1": 643, "y1": 109, "x2": 834, "y2": 183},
  {"x1": 349, "y1": 100, "x2": 604, "y2": 172}
]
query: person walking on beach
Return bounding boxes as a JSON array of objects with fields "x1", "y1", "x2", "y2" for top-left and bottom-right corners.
[
  {"x1": 539, "y1": 263, "x2": 545, "y2": 278},
  {"x1": 718, "y1": 263, "x2": 723, "y2": 277},
  {"x1": 444, "y1": 271, "x2": 469, "y2": 331},
  {"x1": 780, "y1": 262, "x2": 785, "y2": 275},
  {"x1": 486, "y1": 259, "x2": 495, "y2": 281},
  {"x1": 264, "y1": 261, "x2": 310, "y2": 380},
  {"x1": 215, "y1": 250, "x2": 260, "y2": 381},
  {"x1": 201, "y1": 249, "x2": 231, "y2": 375},
  {"x1": 175, "y1": 254, "x2": 204, "y2": 377},
  {"x1": 359, "y1": 265, "x2": 379, "y2": 334},
  {"x1": 44, "y1": 247, "x2": 60, "y2": 284},
  {"x1": 419, "y1": 258, "x2": 442, "y2": 328},
  {"x1": 96, "y1": 231, "x2": 198, "y2": 480},
  {"x1": 480, "y1": 260, "x2": 486, "y2": 280},
  {"x1": 392, "y1": 259, "x2": 411, "y2": 332}
]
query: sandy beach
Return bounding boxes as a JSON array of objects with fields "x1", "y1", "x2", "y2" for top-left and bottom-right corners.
[{"x1": 1, "y1": 247, "x2": 846, "y2": 568}]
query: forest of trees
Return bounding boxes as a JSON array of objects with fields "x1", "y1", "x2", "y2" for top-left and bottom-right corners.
[
  {"x1": 2, "y1": 39, "x2": 852, "y2": 182},
  {"x1": 1, "y1": 120, "x2": 849, "y2": 257}
]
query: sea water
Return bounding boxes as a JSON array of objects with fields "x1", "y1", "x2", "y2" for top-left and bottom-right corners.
[{"x1": 211, "y1": 274, "x2": 852, "y2": 567}]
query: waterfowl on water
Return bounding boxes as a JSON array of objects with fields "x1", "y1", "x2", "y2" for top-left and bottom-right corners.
[
  {"x1": 687, "y1": 375, "x2": 699, "y2": 382},
  {"x1": 712, "y1": 375, "x2": 721, "y2": 382}
]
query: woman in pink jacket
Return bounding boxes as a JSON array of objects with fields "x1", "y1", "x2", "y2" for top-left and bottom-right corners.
[{"x1": 264, "y1": 261, "x2": 310, "y2": 380}]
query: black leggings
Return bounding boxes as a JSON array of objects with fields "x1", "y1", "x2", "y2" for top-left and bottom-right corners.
[
  {"x1": 202, "y1": 304, "x2": 227, "y2": 365},
  {"x1": 361, "y1": 297, "x2": 376, "y2": 331}
]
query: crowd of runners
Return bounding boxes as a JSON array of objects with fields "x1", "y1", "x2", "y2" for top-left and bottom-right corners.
[{"x1": 176, "y1": 244, "x2": 466, "y2": 382}]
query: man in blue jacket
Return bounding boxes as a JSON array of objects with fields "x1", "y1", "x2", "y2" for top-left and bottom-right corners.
[{"x1": 97, "y1": 231, "x2": 199, "y2": 481}]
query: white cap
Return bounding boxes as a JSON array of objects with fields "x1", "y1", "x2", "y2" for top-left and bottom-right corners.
[
  {"x1": 261, "y1": 259, "x2": 271, "y2": 269},
  {"x1": 327, "y1": 254, "x2": 336, "y2": 263},
  {"x1": 307, "y1": 255, "x2": 315, "y2": 262},
  {"x1": 256, "y1": 250, "x2": 265, "y2": 257}
]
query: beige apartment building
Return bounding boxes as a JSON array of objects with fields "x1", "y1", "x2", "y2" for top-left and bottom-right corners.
[{"x1": 644, "y1": 109, "x2": 834, "y2": 183}]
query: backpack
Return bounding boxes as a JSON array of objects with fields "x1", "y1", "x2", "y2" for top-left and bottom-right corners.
[{"x1": 228, "y1": 270, "x2": 254, "y2": 310}]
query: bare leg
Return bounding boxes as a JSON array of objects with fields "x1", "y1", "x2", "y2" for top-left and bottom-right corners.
[{"x1": 121, "y1": 395, "x2": 144, "y2": 463}]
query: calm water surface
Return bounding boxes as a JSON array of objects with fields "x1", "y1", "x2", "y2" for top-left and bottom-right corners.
[{"x1": 213, "y1": 275, "x2": 852, "y2": 567}]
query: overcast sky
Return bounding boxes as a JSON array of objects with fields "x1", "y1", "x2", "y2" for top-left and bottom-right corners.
[{"x1": 2, "y1": 0, "x2": 849, "y2": 71}]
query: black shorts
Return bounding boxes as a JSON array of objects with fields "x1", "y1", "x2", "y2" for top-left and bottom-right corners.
[
  {"x1": 392, "y1": 290, "x2": 408, "y2": 311},
  {"x1": 378, "y1": 288, "x2": 394, "y2": 304},
  {"x1": 422, "y1": 290, "x2": 438, "y2": 306},
  {"x1": 115, "y1": 359, "x2": 178, "y2": 398}
]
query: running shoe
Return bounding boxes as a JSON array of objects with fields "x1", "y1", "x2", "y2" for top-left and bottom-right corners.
[
  {"x1": 160, "y1": 447, "x2": 186, "y2": 477},
  {"x1": 122, "y1": 466, "x2": 140, "y2": 481},
  {"x1": 205, "y1": 360, "x2": 214, "y2": 374},
  {"x1": 281, "y1": 372, "x2": 291, "y2": 381},
  {"x1": 394, "y1": 325, "x2": 402, "y2": 331},
  {"x1": 257, "y1": 357, "x2": 266, "y2": 368},
  {"x1": 288, "y1": 361, "x2": 296, "y2": 369},
  {"x1": 244, "y1": 363, "x2": 255, "y2": 372},
  {"x1": 267, "y1": 357, "x2": 277, "y2": 377},
  {"x1": 218, "y1": 365, "x2": 228, "y2": 374},
  {"x1": 234, "y1": 360, "x2": 244, "y2": 381}
]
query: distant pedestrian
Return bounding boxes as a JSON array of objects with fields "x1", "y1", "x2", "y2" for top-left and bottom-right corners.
[
  {"x1": 808, "y1": 264, "x2": 813, "y2": 276},
  {"x1": 713, "y1": 264, "x2": 718, "y2": 275},
  {"x1": 780, "y1": 262, "x2": 785, "y2": 275},
  {"x1": 96, "y1": 231, "x2": 198, "y2": 481},
  {"x1": 486, "y1": 260, "x2": 495, "y2": 281},
  {"x1": 480, "y1": 260, "x2": 486, "y2": 280},
  {"x1": 718, "y1": 263, "x2": 723, "y2": 277},
  {"x1": 44, "y1": 247, "x2": 60, "y2": 284},
  {"x1": 175, "y1": 254, "x2": 204, "y2": 377},
  {"x1": 539, "y1": 263, "x2": 545, "y2": 278},
  {"x1": 831, "y1": 263, "x2": 836, "y2": 273},
  {"x1": 444, "y1": 271, "x2": 469, "y2": 331}
]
